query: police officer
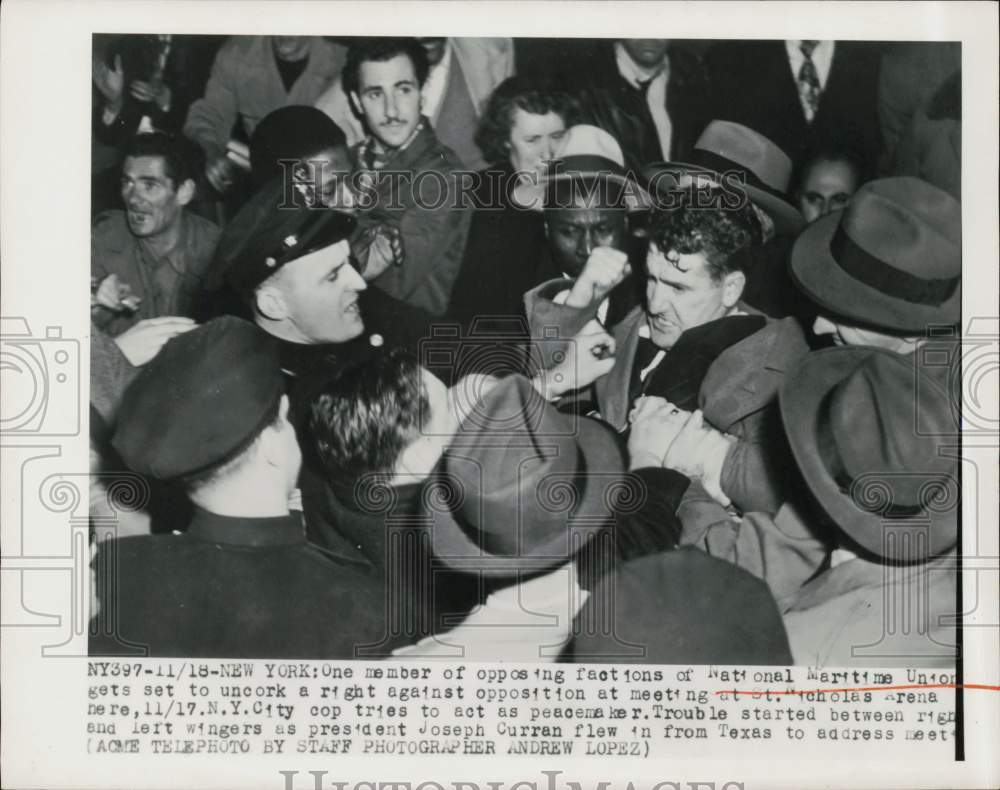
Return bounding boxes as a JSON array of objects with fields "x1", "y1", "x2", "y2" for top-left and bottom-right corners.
[{"x1": 89, "y1": 316, "x2": 386, "y2": 658}]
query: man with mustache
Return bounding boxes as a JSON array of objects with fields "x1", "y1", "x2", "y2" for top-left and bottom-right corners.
[
  {"x1": 343, "y1": 37, "x2": 471, "y2": 316},
  {"x1": 91, "y1": 131, "x2": 219, "y2": 338}
]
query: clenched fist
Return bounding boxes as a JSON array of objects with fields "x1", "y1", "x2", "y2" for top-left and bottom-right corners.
[{"x1": 565, "y1": 247, "x2": 631, "y2": 309}]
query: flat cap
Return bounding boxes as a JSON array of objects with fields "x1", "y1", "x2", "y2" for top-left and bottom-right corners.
[
  {"x1": 112, "y1": 317, "x2": 284, "y2": 480},
  {"x1": 208, "y1": 178, "x2": 357, "y2": 296}
]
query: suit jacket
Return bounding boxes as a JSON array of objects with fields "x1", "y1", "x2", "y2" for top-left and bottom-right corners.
[
  {"x1": 89, "y1": 507, "x2": 388, "y2": 658},
  {"x1": 569, "y1": 42, "x2": 713, "y2": 172},
  {"x1": 184, "y1": 36, "x2": 346, "y2": 160},
  {"x1": 783, "y1": 549, "x2": 958, "y2": 668},
  {"x1": 524, "y1": 278, "x2": 808, "y2": 512},
  {"x1": 706, "y1": 40, "x2": 882, "y2": 168},
  {"x1": 351, "y1": 121, "x2": 472, "y2": 316}
]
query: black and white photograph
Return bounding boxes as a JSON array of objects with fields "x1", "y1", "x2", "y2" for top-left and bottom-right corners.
[{"x1": 1, "y1": 2, "x2": 997, "y2": 788}]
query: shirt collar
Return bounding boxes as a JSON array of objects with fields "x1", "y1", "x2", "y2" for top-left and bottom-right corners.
[
  {"x1": 614, "y1": 41, "x2": 667, "y2": 89},
  {"x1": 187, "y1": 506, "x2": 306, "y2": 547},
  {"x1": 366, "y1": 118, "x2": 427, "y2": 163}
]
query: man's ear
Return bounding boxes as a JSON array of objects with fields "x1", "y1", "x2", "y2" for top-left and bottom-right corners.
[
  {"x1": 176, "y1": 178, "x2": 196, "y2": 207},
  {"x1": 255, "y1": 282, "x2": 288, "y2": 321},
  {"x1": 721, "y1": 270, "x2": 746, "y2": 309},
  {"x1": 258, "y1": 395, "x2": 290, "y2": 468},
  {"x1": 349, "y1": 91, "x2": 363, "y2": 117}
]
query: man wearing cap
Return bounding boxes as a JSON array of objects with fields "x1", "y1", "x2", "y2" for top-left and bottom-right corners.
[
  {"x1": 790, "y1": 176, "x2": 961, "y2": 357},
  {"x1": 342, "y1": 37, "x2": 471, "y2": 316},
  {"x1": 526, "y1": 180, "x2": 807, "y2": 514},
  {"x1": 89, "y1": 317, "x2": 386, "y2": 658}
]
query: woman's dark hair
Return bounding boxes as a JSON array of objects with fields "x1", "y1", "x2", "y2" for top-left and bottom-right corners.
[{"x1": 475, "y1": 75, "x2": 579, "y2": 165}]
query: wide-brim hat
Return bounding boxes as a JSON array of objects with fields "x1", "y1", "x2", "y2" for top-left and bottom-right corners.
[
  {"x1": 643, "y1": 120, "x2": 804, "y2": 236},
  {"x1": 779, "y1": 346, "x2": 958, "y2": 561},
  {"x1": 790, "y1": 176, "x2": 961, "y2": 333},
  {"x1": 425, "y1": 375, "x2": 626, "y2": 577},
  {"x1": 538, "y1": 124, "x2": 652, "y2": 213}
]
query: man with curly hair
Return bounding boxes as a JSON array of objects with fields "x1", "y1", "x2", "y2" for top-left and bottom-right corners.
[{"x1": 526, "y1": 191, "x2": 808, "y2": 514}]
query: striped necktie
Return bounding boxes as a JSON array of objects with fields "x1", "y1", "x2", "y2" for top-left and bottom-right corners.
[{"x1": 798, "y1": 40, "x2": 821, "y2": 121}]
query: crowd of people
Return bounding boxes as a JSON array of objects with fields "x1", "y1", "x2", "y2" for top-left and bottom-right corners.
[{"x1": 88, "y1": 35, "x2": 962, "y2": 667}]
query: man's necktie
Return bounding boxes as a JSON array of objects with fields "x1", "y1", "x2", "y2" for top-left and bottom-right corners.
[
  {"x1": 636, "y1": 77, "x2": 654, "y2": 96},
  {"x1": 627, "y1": 336, "x2": 663, "y2": 406},
  {"x1": 798, "y1": 40, "x2": 821, "y2": 122}
]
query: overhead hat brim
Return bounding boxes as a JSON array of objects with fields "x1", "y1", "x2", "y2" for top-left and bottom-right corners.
[
  {"x1": 790, "y1": 209, "x2": 962, "y2": 334},
  {"x1": 539, "y1": 154, "x2": 653, "y2": 213},
  {"x1": 643, "y1": 157, "x2": 805, "y2": 236},
  {"x1": 779, "y1": 347, "x2": 957, "y2": 560}
]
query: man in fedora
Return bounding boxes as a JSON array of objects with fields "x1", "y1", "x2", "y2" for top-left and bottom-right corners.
[
  {"x1": 790, "y1": 176, "x2": 961, "y2": 356},
  {"x1": 638, "y1": 341, "x2": 958, "y2": 667},
  {"x1": 779, "y1": 346, "x2": 958, "y2": 667},
  {"x1": 383, "y1": 374, "x2": 793, "y2": 664},
  {"x1": 301, "y1": 328, "x2": 618, "y2": 653},
  {"x1": 90, "y1": 316, "x2": 387, "y2": 658},
  {"x1": 526, "y1": 181, "x2": 808, "y2": 514}
]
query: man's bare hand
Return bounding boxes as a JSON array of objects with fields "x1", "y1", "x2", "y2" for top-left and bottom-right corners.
[
  {"x1": 92, "y1": 274, "x2": 141, "y2": 313},
  {"x1": 565, "y1": 247, "x2": 631, "y2": 309},
  {"x1": 112, "y1": 317, "x2": 196, "y2": 367},
  {"x1": 627, "y1": 397, "x2": 689, "y2": 470},
  {"x1": 130, "y1": 78, "x2": 171, "y2": 112},
  {"x1": 93, "y1": 55, "x2": 125, "y2": 115},
  {"x1": 357, "y1": 224, "x2": 404, "y2": 282},
  {"x1": 205, "y1": 155, "x2": 237, "y2": 194},
  {"x1": 533, "y1": 320, "x2": 616, "y2": 400}
]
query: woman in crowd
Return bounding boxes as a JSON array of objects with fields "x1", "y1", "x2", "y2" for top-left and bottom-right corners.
[{"x1": 447, "y1": 76, "x2": 578, "y2": 334}]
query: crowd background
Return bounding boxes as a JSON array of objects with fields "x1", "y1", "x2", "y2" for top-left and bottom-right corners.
[{"x1": 87, "y1": 34, "x2": 963, "y2": 666}]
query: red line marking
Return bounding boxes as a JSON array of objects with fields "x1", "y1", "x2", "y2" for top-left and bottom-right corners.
[{"x1": 716, "y1": 683, "x2": 1000, "y2": 696}]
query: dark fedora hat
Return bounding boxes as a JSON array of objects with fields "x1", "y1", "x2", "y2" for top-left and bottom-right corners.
[
  {"x1": 790, "y1": 177, "x2": 961, "y2": 334},
  {"x1": 425, "y1": 375, "x2": 625, "y2": 577},
  {"x1": 643, "y1": 120, "x2": 805, "y2": 236},
  {"x1": 780, "y1": 346, "x2": 958, "y2": 561}
]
